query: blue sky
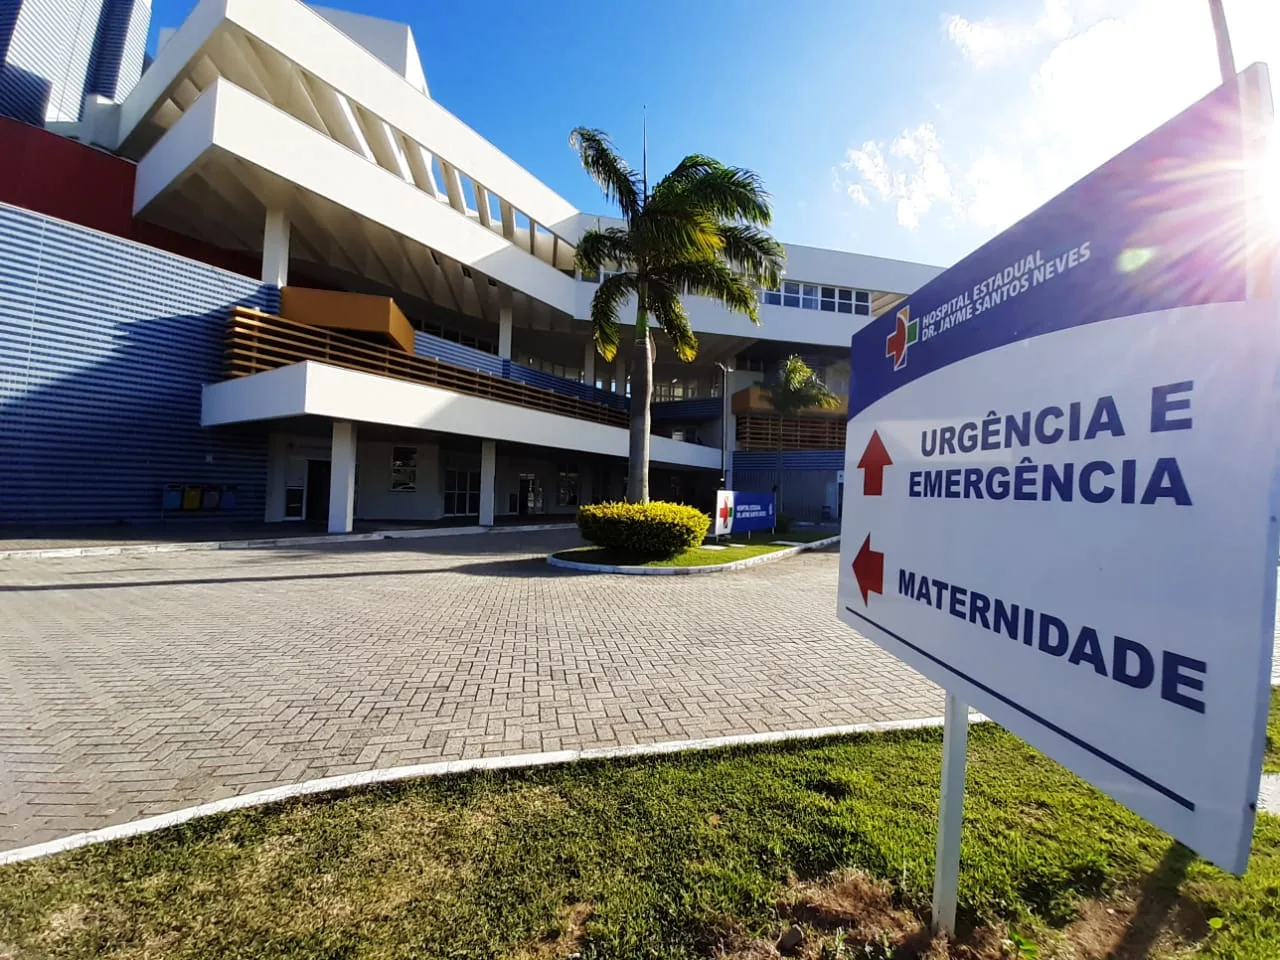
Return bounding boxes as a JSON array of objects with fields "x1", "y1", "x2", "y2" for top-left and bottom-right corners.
[{"x1": 147, "y1": 0, "x2": 1276, "y2": 269}]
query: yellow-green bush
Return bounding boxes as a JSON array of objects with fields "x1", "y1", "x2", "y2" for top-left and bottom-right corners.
[{"x1": 577, "y1": 501, "x2": 710, "y2": 558}]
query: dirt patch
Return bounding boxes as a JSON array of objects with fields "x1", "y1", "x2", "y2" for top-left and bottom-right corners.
[
  {"x1": 1058, "y1": 892, "x2": 1209, "y2": 959},
  {"x1": 707, "y1": 870, "x2": 1220, "y2": 960},
  {"x1": 707, "y1": 871, "x2": 1012, "y2": 960},
  {"x1": 43, "y1": 903, "x2": 89, "y2": 941},
  {"x1": 510, "y1": 901, "x2": 594, "y2": 960}
]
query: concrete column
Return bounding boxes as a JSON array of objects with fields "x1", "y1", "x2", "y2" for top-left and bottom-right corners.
[
  {"x1": 328, "y1": 420, "x2": 357, "y2": 534},
  {"x1": 262, "y1": 209, "x2": 290, "y2": 287},
  {"x1": 264, "y1": 434, "x2": 288, "y2": 522},
  {"x1": 614, "y1": 354, "x2": 627, "y2": 395},
  {"x1": 498, "y1": 294, "x2": 513, "y2": 359},
  {"x1": 479, "y1": 440, "x2": 497, "y2": 526},
  {"x1": 583, "y1": 341, "x2": 596, "y2": 387}
]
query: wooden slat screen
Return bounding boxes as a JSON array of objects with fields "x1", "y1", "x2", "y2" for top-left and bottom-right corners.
[
  {"x1": 225, "y1": 307, "x2": 628, "y2": 429},
  {"x1": 735, "y1": 414, "x2": 846, "y2": 451}
]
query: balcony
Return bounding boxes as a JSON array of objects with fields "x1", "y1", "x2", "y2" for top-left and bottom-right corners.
[
  {"x1": 730, "y1": 384, "x2": 849, "y2": 419},
  {"x1": 224, "y1": 307, "x2": 628, "y2": 428},
  {"x1": 728, "y1": 385, "x2": 847, "y2": 452},
  {"x1": 735, "y1": 416, "x2": 846, "y2": 451}
]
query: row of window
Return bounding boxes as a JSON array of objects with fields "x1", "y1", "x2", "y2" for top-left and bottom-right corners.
[
  {"x1": 421, "y1": 322, "x2": 497, "y2": 355},
  {"x1": 393, "y1": 449, "x2": 580, "y2": 511},
  {"x1": 578, "y1": 270, "x2": 873, "y2": 317},
  {"x1": 762, "y1": 282, "x2": 871, "y2": 315},
  {"x1": 518, "y1": 354, "x2": 582, "y2": 382}
]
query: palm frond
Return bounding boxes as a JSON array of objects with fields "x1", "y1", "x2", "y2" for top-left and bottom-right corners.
[
  {"x1": 569, "y1": 128, "x2": 642, "y2": 221},
  {"x1": 715, "y1": 224, "x2": 785, "y2": 287},
  {"x1": 647, "y1": 164, "x2": 773, "y2": 226},
  {"x1": 656, "y1": 259, "x2": 760, "y2": 323},
  {"x1": 767, "y1": 355, "x2": 840, "y2": 417},
  {"x1": 643, "y1": 282, "x2": 699, "y2": 362},
  {"x1": 632, "y1": 208, "x2": 724, "y2": 263},
  {"x1": 651, "y1": 154, "x2": 719, "y2": 200},
  {"x1": 575, "y1": 227, "x2": 634, "y2": 273},
  {"x1": 587, "y1": 271, "x2": 636, "y2": 362}
]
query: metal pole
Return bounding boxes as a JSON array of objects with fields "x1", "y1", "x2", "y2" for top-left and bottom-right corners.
[
  {"x1": 931, "y1": 694, "x2": 968, "y2": 936},
  {"x1": 1207, "y1": 0, "x2": 1236, "y2": 85},
  {"x1": 716, "y1": 362, "x2": 729, "y2": 489}
]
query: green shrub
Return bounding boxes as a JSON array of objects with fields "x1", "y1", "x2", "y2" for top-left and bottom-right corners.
[{"x1": 577, "y1": 501, "x2": 710, "y2": 558}]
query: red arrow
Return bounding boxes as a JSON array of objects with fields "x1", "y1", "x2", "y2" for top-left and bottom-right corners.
[
  {"x1": 857, "y1": 430, "x2": 893, "y2": 496},
  {"x1": 852, "y1": 534, "x2": 884, "y2": 606}
]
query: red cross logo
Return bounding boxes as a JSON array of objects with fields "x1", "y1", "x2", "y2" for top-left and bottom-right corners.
[{"x1": 718, "y1": 500, "x2": 733, "y2": 524}]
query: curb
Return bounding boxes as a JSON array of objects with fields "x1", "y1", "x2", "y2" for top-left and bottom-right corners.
[
  {"x1": 1261, "y1": 773, "x2": 1280, "y2": 815},
  {"x1": 0, "y1": 523, "x2": 577, "y2": 561},
  {"x1": 546, "y1": 535, "x2": 841, "y2": 576},
  {"x1": 0, "y1": 711, "x2": 984, "y2": 866}
]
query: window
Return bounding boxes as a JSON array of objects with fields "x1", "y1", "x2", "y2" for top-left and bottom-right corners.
[
  {"x1": 579, "y1": 266, "x2": 600, "y2": 283},
  {"x1": 443, "y1": 468, "x2": 481, "y2": 516},
  {"x1": 764, "y1": 280, "x2": 873, "y2": 317},
  {"x1": 735, "y1": 354, "x2": 766, "y2": 373},
  {"x1": 391, "y1": 446, "x2": 417, "y2": 492},
  {"x1": 557, "y1": 469, "x2": 579, "y2": 506}
]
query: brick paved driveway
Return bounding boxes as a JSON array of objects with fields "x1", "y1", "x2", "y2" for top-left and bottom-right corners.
[{"x1": 0, "y1": 531, "x2": 942, "y2": 851}]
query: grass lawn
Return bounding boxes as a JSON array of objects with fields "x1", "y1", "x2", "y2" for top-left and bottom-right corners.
[
  {"x1": 2, "y1": 723, "x2": 1279, "y2": 959},
  {"x1": 554, "y1": 543, "x2": 790, "y2": 567},
  {"x1": 718, "y1": 528, "x2": 839, "y2": 545}
]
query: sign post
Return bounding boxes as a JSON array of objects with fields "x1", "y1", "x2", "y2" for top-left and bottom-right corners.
[
  {"x1": 837, "y1": 63, "x2": 1277, "y2": 927},
  {"x1": 931, "y1": 694, "x2": 968, "y2": 935}
]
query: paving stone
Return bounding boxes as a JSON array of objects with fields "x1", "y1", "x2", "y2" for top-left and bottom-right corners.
[{"x1": 0, "y1": 529, "x2": 948, "y2": 851}]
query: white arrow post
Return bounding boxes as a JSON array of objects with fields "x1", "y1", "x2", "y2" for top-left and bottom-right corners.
[{"x1": 931, "y1": 693, "x2": 968, "y2": 936}]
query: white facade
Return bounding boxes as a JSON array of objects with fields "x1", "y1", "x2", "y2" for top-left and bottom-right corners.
[
  {"x1": 69, "y1": 0, "x2": 943, "y2": 530},
  {"x1": 311, "y1": 5, "x2": 428, "y2": 95}
]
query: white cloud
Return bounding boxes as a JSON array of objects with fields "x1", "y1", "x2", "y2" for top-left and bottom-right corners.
[
  {"x1": 945, "y1": 0, "x2": 1076, "y2": 68},
  {"x1": 840, "y1": 124, "x2": 957, "y2": 231},
  {"x1": 836, "y1": 0, "x2": 1279, "y2": 253}
]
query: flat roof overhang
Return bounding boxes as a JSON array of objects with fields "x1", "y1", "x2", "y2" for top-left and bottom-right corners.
[
  {"x1": 135, "y1": 78, "x2": 577, "y2": 328},
  {"x1": 202, "y1": 361, "x2": 723, "y2": 471}
]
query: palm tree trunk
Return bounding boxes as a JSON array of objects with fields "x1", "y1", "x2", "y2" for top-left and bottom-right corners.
[{"x1": 627, "y1": 306, "x2": 652, "y2": 503}]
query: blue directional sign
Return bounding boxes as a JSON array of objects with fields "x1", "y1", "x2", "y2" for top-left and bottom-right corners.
[
  {"x1": 838, "y1": 64, "x2": 1278, "y2": 874},
  {"x1": 714, "y1": 490, "x2": 775, "y2": 536}
]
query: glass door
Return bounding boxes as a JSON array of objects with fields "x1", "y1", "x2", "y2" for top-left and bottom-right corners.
[{"x1": 443, "y1": 469, "x2": 482, "y2": 517}]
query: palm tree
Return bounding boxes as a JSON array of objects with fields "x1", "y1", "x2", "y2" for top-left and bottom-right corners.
[
  {"x1": 763, "y1": 355, "x2": 839, "y2": 513},
  {"x1": 570, "y1": 128, "x2": 785, "y2": 503}
]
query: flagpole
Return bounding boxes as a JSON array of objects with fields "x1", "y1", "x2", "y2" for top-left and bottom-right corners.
[
  {"x1": 1207, "y1": 0, "x2": 1236, "y2": 85},
  {"x1": 642, "y1": 105, "x2": 648, "y2": 201}
]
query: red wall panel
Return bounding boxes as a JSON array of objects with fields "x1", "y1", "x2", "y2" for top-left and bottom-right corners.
[{"x1": 0, "y1": 116, "x2": 261, "y2": 279}]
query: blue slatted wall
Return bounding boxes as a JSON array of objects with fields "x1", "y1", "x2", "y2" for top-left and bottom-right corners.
[
  {"x1": 0, "y1": 0, "x2": 101, "y2": 123},
  {"x1": 85, "y1": 0, "x2": 149, "y2": 101},
  {"x1": 411, "y1": 330, "x2": 629, "y2": 412},
  {"x1": 0, "y1": 203, "x2": 279, "y2": 525},
  {"x1": 733, "y1": 449, "x2": 845, "y2": 471},
  {"x1": 504, "y1": 361, "x2": 628, "y2": 411},
  {"x1": 413, "y1": 330, "x2": 505, "y2": 377},
  {"x1": 650, "y1": 397, "x2": 721, "y2": 421}
]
